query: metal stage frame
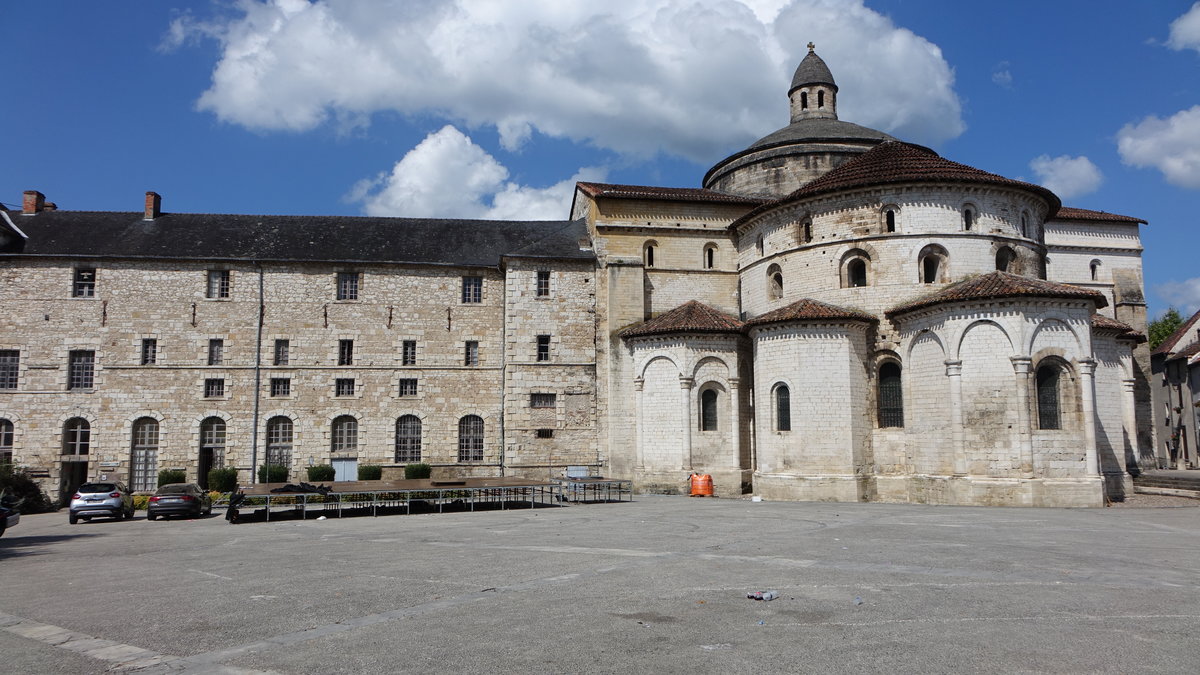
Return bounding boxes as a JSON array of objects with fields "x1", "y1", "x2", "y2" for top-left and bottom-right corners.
[{"x1": 553, "y1": 478, "x2": 633, "y2": 503}]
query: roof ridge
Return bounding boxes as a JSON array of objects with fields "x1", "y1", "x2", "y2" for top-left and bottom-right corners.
[
  {"x1": 619, "y1": 300, "x2": 744, "y2": 339},
  {"x1": 745, "y1": 297, "x2": 876, "y2": 327},
  {"x1": 886, "y1": 271, "x2": 1107, "y2": 318},
  {"x1": 1154, "y1": 307, "x2": 1200, "y2": 355}
]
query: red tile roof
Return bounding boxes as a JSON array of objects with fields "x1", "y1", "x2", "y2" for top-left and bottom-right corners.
[
  {"x1": 744, "y1": 298, "x2": 876, "y2": 328},
  {"x1": 619, "y1": 300, "x2": 744, "y2": 339},
  {"x1": 1053, "y1": 207, "x2": 1146, "y2": 224},
  {"x1": 576, "y1": 182, "x2": 766, "y2": 206},
  {"x1": 1154, "y1": 308, "x2": 1200, "y2": 355},
  {"x1": 1170, "y1": 342, "x2": 1200, "y2": 360},
  {"x1": 1092, "y1": 314, "x2": 1146, "y2": 343},
  {"x1": 886, "y1": 271, "x2": 1108, "y2": 318}
]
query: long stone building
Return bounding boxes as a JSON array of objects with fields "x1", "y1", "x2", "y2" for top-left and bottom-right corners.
[{"x1": 0, "y1": 49, "x2": 1157, "y2": 507}]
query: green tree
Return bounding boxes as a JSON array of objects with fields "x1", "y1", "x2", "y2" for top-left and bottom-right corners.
[{"x1": 1149, "y1": 307, "x2": 1185, "y2": 351}]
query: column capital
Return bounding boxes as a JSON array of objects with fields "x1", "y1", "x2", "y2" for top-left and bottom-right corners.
[
  {"x1": 679, "y1": 376, "x2": 695, "y2": 389},
  {"x1": 634, "y1": 377, "x2": 644, "y2": 391},
  {"x1": 1078, "y1": 358, "x2": 1097, "y2": 376},
  {"x1": 728, "y1": 377, "x2": 740, "y2": 387},
  {"x1": 1009, "y1": 356, "x2": 1032, "y2": 374},
  {"x1": 944, "y1": 359, "x2": 963, "y2": 377},
  {"x1": 1121, "y1": 378, "x2": 1136, "y2": 392}
]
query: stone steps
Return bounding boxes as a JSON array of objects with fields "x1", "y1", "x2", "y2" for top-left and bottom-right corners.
[{"x1": 1132, "y1": 473, "x2": 1200, "y2": 499}]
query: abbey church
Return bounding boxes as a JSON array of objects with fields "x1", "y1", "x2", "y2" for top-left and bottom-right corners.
[{"x1": 0, "y1": 49, "x2": 1156, "y2": 507}]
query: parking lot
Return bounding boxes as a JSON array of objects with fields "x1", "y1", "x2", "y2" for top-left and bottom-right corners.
[{"x1": 2, "y1": 495, "x2": 1199, "y2": 674}]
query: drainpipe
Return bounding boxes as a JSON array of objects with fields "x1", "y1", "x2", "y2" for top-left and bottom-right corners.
[{"x1": 250, "y1": 261, "x2": 264, "y2": 483}]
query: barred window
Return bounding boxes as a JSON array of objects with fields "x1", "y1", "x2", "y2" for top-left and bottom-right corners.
[
  {"x1": 464, "y1": 341, "x2": 479, "y2": 366},
  {"x1": 1037, "y1": 365, "x2": 1061, "y2": 430},
  {"x1": 204, "y1": 378, "x2": 225, "y2": 398},
  {"x1": 335, "y1": 378, "x2": 355, "y2": 397},
  {"x1": 266, "y1": 416, "x2": 293, "y2": 469},
  {"x1": 395, "y1": 415, "x2": 421, "y2": 463},
  {"x1": 73, "y1": 267, "x2": 96, "y2": 298},
  {"x1": 68, "y1": 350, "x2": 95, "y2": 390},
  {"x1": 877, "y1": 362, "x2": 904, "y2": 428},
  {"x1": 200, "y1": 417, "x2": 226, "y2": 470},
  {"x1": 458, "y1": 415, "x2": 484, "y2": 461},
  {"x1": 398, "y1": 378, "x2": 417, "y2": 397},
  {"x1": 536, "y1": 335, "x2": 551, "y2": 362},
  {"x1": 700, "y1": 389, "x2": 718, "y2": 431},
  {"x1": 63, "y1": 418, "x2": 90, "y2": 455},
  {"x1": 337, "y1": 272, "x2": 359, "y2": 300},
  {"x1": 461, "y1": 276, "x2": 483, "y2": 303},
  {"x1": 774, "y1": 384, "x2": 791, "y2": 432},
  {"x1": 270, "y1": 377, "x2": 290, "y2": 397},
  {"x1": 140, "y1": 339, "x2": 157, "y2": 365},
  {"x1": 331, "y1": 415, "x2": 358, "y2": 453},
  {"x1": 338, "y1": 339, "x2": 354, "y2": 366},
  {"x1": 273, "y1": 339, "x2": 290, "y2": 366},
  {"x1": 206, "y1": 270, "x2": 230, "y2": 299},
  {"x1": 130, "y1": 417, "x2": 159, "y2": 492},
  {"x1": 530, "y1": 393, "x2": 556, "y2": 409},
  {"x1": 207, "y1": 339, "x2": 224, "y2": 366},
  {"x1": 0, "y1": 418, "x2": 12, "y2": 464},
  {"x1": 536, "y1": 270, "x2": 551, "y2": 297},
  {"x1": 536, "y1": 428, "x2": 554, "y2": 439},
  {"x1": 402, "y1": 340, "x2": 416, "y2": 366},
  {"x1": 0, "y1": 350, "x2": 19, "y2": 389}
]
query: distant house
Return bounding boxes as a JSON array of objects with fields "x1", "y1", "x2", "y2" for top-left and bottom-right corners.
[{"x1": 1151, "y1": 309, "x2": 1200, "y2": 469}]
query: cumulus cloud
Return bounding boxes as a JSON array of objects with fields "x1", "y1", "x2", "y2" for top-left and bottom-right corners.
[
  {"x1": 1029, "y1": 154, "x2": 1103, "y2": 199},
  {"x1": 1117, "y1": 105, "x2": 1200, "y2": 189},
  {"x1": 174, "y1": 0, "x2": 964, "y2": 162},
  {"x1": 1156, "y1": 277, "x2": 1200, "y2": 315},
  {"x1": 351, "y1": 125, "x2": 604, "y2": 219},
  {"x1": 1167, "y1": 2, "x2": 1200, "y2": 53},
  {"x1": 991, "y1": 61, "x2": 1013, "y2": 88}
]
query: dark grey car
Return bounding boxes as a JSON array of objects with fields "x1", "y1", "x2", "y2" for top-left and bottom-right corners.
[
  {"x1": 69, "y1": 482, "x2": 134, "y2": 524},
  {"x1": 147, "y1": 483, "x2": 213, "y2": 520}
]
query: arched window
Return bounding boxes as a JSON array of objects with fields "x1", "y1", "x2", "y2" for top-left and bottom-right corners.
[
  {"x1": 63, "y1": 417, "x2": 90, "y2": 455},
  {"x1": 877, "y1": 362, "x2": 904, "y2": 428},
  {"x1": 774, "y1": 385, "x2": 791, "y2": 432},
  {"x1": 331, "y1": 415, "x2": 358, "y2": 453},
  {"x1": 700, "y1": 389, "x2": 718, "y2": 431},
  {"x1": 130, "y1": 417, "x2": 159, "y2": 492},
  {"x1": 1089, "y1": 259, "x2": 1101, "y2": 281},
  {"x1": 1036, "y1": 365, "x2": 1061, "y2": 430},
  {"x1": 996, "y1": 247, "x2": 1017, "y2": 272},
  {"x1": 458, "y1": 415, "x2": 484, "y2": 462},
  {"x1": 848, "y1": 259, "x2": 867, "y2": 288},
  {"x1": 703, "y1": 244, "x2": 717, "y2": 270},
  {"x1": 1020, "y1": 212, "x2": 1029, "y2": 238},
  {"x1": 395, "y1": 415, "x2": 421, "y2": 462},
  {"x1": 644, "y1": 242, "x2": 656, "y2": 268},
  {"x1": 885, "y1": 209, "x2": 896, "y2": 232},
  {"x1": 800, "y1": 91, "x2": 808, "y2": 109},
  {"x1": 919, "y1": 245, "x2": 949, "y2": 284},
  {"x1": 767, "y1": 264, "x2": 784, "y2": 300},
  {"x1": 755, "y1": 234, "x2": 764, "y2": 256},
  {"x1": 817, "y1": 90, "x2": 825, "y2": 108},
  {"x1": 803, "y1": 219, "x2": 813, "y2": 243},
  {"x1": 963, "y1": 205, "x2": 976, "y2": 231},
  {"x1": 266, "y1": 416, "x2": 293, "y2": 469},
  {"x1": 199, "y1": 417, "x2": 226, "y2": 470},
  {"x1": 0, "y1": 418, "x2": 12, "y2": 464}
]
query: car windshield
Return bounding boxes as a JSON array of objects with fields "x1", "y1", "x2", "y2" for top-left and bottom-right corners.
[
  {"x1": 156, "y1": 484, "x2": 196, "y2": 495},
  {"x1": 78, "y1": 483, "x2": 117, "y2": 493}
]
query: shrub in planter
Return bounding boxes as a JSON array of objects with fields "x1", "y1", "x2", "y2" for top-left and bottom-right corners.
[
  {"x1": 158, "y1": 469, "x2": 187, "y2": 487},
  {"x1": 0, "y1": 464, "x2": 56, "y2": 513},
  {"x1": 207, "y1": 467, "x2": 240, "y2": 493},
  {"x1": 358, "y1": 464, "x2": 383, "y2": 481},
  {"x1": 258, "y1": 464, "x2": 289, "y2": 484},
  {"x1": 404, "y1": 463, "x2": 432, "y2": 480},
  {"x1": 307, "y1": 464, "x2": 336, "y2": 482}
]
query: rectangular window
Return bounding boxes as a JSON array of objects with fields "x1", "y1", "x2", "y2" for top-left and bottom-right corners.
[
  {"x1": 208, "y1": 339, "x2": 224, "y2": 366},
  {"x1": 0, "y1": 350, "x2": 19, "y2": 389},
  {"x1": 461, "y1": 276, "x2": 482, "y2": 303},
  {"x1": 338, "y1": 339, "x2": 354, "y2": 366},
  {"x1": 464, "y1": 341, "x2": 479, "y2": 366},
  {"x1": 335, "y1": 378, "x2": 355, "y2": 397},
  {"x1": 336, "y1": 272, "x2": 359, "y2": 301},
  {"x1": 273, "y1": 339, "x2": 290, "y2": 366},
  {"x1": 530, "y1": 393, "x2": 556, "y2": 409},
  {"x1": 398, "y1": 378, "x2": 418, "y2": 397},
  {"x1": 140, "y1": 339, "x2": 157, "y2": 365},
  {"x1": 536, "y1": 428, "x2": 554, "y2": 439},
  {"x1": 206, "y1": 270, "x2": 230, "y2": 299},
  {"x1": 72, "y1": 268, "x2": 96, "y2": 298},
  {"x1": 68, "y1": 351, "x2": 95, "y2": 390},
  {"x1": 536, "y1": 335, "x2": 551, "y2": 362},
  {"x1": 204, "y1": 378, "x2": 225, "y2": 398},
  {"x1": 536, "y1": 270, "x2": 551, "y2": 297},
  {"x1": 401, "y1": 340, "x2": 417, "y2": 366},
  {"x1": 270, "y1": 377, "x2": 291, "y2": 397}
]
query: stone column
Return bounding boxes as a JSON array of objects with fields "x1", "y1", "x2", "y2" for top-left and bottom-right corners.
[
  {"x1": 1010, "y1": 356, "x2": 1034, "y2": 477},
  {"x1": 1078, "y1": 359, "x2": 1100, "y2": 477},
  {"x1": 680, "y1": 377, "x2": 694, "y2": 471},
  {"x1": 634, "y1": 377, "x2": 645, "y2": 471},
  {"x1": 728, "y1": 377, "x2": 741, "y2": 470},
  {"x1": 1122, "y1": 378, "x2": 1137, "y2": 473},
  {"x1": 945, "y1": 359, "x2": 967, "y2": 475}
]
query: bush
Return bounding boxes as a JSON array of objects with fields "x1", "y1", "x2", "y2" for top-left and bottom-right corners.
[
  {"x1": 307, "y1": 464, "x2": 336, "y2": 482},
  {"x1": 207, "y1": 467, "x2": 240, "y2": 493},
  {"x1": 0, "y1": 464, "x2": 56, "y2": 513},
  {"x1": 404, "y1": 463, "x2": 432, "y2": 480},
  {"x1": 158, "y1": 469, "x2": 186, "y2": 487},
  {"x1": 258, "y1": 464, "x2": 289, "y2": 484},
  {"x1": 358, "y1": 464, "x2": 383, "y2": 481},
  {"x1": 132, "y1": 494, "x2": 151, "y2": 511}
]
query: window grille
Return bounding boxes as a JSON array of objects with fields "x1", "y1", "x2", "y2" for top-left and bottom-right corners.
[
  {"x1": 270, "y1": 377, "x2": 290, "y2": 397},
  {"x1": 775, "y1": 385, "x2": 791, "y2": 431},
  {"x1": 536, "y1": 335, "x2": 551, "y2": 362},
  {"x1": 335, "y1": 378, "x2": 355, "y2": 397},
  {"x1": 130, "y1": 418, "x2": 159, "y2": 491},
  {"x1": 336, "y1": 272, "x2": 359, "y2": 300},
  {"x1": 206, "y1": 270, "x2": 230, "y2": 299},
  {"x1": 877, "y1": 363, "x2": 904, "y2": 428},
  {"x1": 204, "y1": 378, "x2": 225, "y2": 398},
  {"x1": 531, "y1": 393, "x2": 556, "y2": 408},
  {"x1": 461, "y1": 276, "x2": 483, "y2": 303},
  {"x1": 338, "y1": 339, "x2": 354, "y2": 366},
  {"x1": 208, "y1": 339, "x2": 224, "y2": 366},
  {"x1": 395, "y1": 415, "x2": 422, "y2": 462},
  {"x1": 700, "y1": 389, "x2": 718, "y2": 431},
  {"x1": 398, "y1": 378, "x2": 418, "y2": 397},
  {"x1": 68, "y1": 351, "x2": 95, "y2": 390},
  {"x1": 402, "y1": 340, "x2": 416, "y2": 366},
  {"x1": 274, "y1": 339, "x2": 290, "y2": 366},
  {"x1": 1037, "y1": 366, "x2": 1061, "y2": 430},
  {"x1": 458, "y1": 415, "x2": 484, "y2": 461},
  {"x1": 331, "y1": 415, "x2": 358, "y2": 453},
  {"x1": 63, "y1": 418, "x2": 90, "y2": 455},
  {"x1": 140, "y1": 339, "x2": 157, "y2": 365},
  {"x1": 73, "y1": 268, "x2": 95, "y2": 297},
  {"x1": 464, "y1": 341, "x2": 479, "y2": 366},
  {"x1": 266, "y1": 417, "x2": 293, "y2": 468},
  {"x1": 0, "y1": 350, "x2": 19, "y2": 389},
  {"x1": 536, "y1": 271, "x2": 550, "y2": 297},
  {"x1": 536, "y1": 428, "x2": 554, "y2": 439}
]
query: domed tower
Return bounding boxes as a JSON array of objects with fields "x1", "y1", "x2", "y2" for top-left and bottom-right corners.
[{"x1": 704, "y1": 44, "x2": 894, "y2": 198}]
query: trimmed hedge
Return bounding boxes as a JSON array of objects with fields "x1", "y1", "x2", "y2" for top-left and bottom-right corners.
[
  {"x1": 158, "y1": 469, "x2": 187, "y2": 487},
  {"x1": 207, "y1": 467, "x2": 240, "y2": 493},
  {"x1": 258, "y1": 464, "x2": 289, "y2": 483},
  {"x1": 404, "y1": 463, "x2": 432, "y2": 480},
  {"x1": 358, "y1": 464, "x2": 383, "y2": 481},
  {"x1": 307, "y1": 464, "x2": 336, "y2": 482}
]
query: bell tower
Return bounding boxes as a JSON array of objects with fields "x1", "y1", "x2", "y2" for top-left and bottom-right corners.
[{"x1": 789, "y1": 43, "x2": 838, "y2": 122}]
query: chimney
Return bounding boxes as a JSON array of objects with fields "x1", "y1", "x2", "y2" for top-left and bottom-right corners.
[
  {"x1": 145, "y1": 191, "x2": 161, "y2": 220},
  {"x1": 22, "y1": 190, "x2": 45, "y2": 215}
]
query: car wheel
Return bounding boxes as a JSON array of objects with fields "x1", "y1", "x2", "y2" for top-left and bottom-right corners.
[
  {"x1": 69, "y1": 512, "x2": 78, "y2": 524},
  {"x1": 125, "y1": 507, "x2": 134, "y2": 519},
  {"x1": 147, "y1": 513, "x2": 157, "y2": 521},
  {"x1": 81, "y1": 516, "x2": 92, "y2": 522},
  {"x1": 0, "y1": 522, "x2": 6, "y2": 537}
]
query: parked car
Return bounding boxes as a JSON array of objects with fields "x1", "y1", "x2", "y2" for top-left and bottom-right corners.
[
  {"x1": 69, "y1": 482, "x2": 134, "y2": 524},
  {"x1": 147, "y1": 483, "x2": 213, "y2": 520},
  {"x1": 0, "y1": 488, "x2": 19, "y2": 537}
]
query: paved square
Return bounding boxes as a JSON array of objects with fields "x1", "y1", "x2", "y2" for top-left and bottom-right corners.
[{"x1": 2, "y1": 496, "x2": 1199, "y2": 674}]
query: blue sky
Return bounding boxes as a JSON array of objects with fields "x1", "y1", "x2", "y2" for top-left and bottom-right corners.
[{"x1": 3, "y1": 1, "x2": 1198, "y2": 318}]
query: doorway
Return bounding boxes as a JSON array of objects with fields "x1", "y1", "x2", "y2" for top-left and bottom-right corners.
[
  {"x1": 59, "y1": 460, "x2": 88, "y2": 507},
  {"x1": 199, "y1": 448, "x2": 214, "y2": 490},
  {"x1": 332, "y1": 458, "x2": 358, "y2": 482}
]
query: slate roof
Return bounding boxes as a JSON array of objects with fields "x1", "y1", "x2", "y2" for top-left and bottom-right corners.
[
  {"x1": 1091, "y1": 314, "x2": 1146, "y2": 343},
  {"x1": 619, "y1": 301, "x2": 744, "y2": 339},
  {"x1": 576, "y1": 182, "x2": 765, "y2": 206},
  {"x1": 744, "y1": 118, "x2": 896, "y2": 152},
  {"x1": 0, "y1": 210, "x2": 593, "y2": 267},
  {"x1": 1154, "y1": 308, "x2": 1200, "y2": 356},
  {"x1": 886, "y1": 271, "x2": 1108, "y2": 318},
  {"x1": 1053, "y1": 207, "x2": 1146, "y2": 224},
  {"x1": 790, "y1": 50, "x2": 837, "y2": 92},
  {"x1": 744, "y1": 298, "x2": 876, "y2": 328}
]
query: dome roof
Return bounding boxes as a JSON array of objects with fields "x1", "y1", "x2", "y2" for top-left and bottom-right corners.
[
  {"x1": 746, "y1": 117, "x2": 895, "y2": 152},
  {"x1": 790, "y1": 50, "x2": 837, "y2": 93}
]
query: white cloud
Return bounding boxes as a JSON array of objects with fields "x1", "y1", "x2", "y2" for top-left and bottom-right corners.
[
  {"x1": 1029, "y1": 154, "x2": 1102, "y2": 199},
  {"x1": 1167, "y1": 2, "x2": 1200, "y2": 53},
  {"x1": 1117, "y1": 105, "x2": 1200, "y2": 189},
  {"x1": 1156, "y1": 277, "x2": 1200, "y2": 315},
  {"x1": 352, "y1": 125, "x2": 604, "y2": 220},
  {"x1": 177, "y1": 0, "x2": 964, "y2": 162},
  {"x1": 991, "y1": 61, "x2": 1013, "y2": 88}
]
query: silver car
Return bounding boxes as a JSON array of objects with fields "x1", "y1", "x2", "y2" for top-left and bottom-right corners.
[{"x1": 69, "y1": 482, "x2": 135, "y2": 524}]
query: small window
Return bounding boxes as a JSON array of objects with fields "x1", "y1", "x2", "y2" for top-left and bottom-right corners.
[
  {"x1": 0, "y1": 418, "x2": 13, "y2": 463},
  {"x1": 398, "y1": 378, "x2": 418, "y2": 397},
  {"x1": 335, "y1": 378, "x2": 355, "y2": 397},
  {"x1": 923, "y1": 257, "x2": 940, "y2": 283},
  {"x1": 536, "y1": 271, "x2": 551, "y2": 297},
  {"x1": 204, "y1": 378, "x2": 225, "y2": 398},
  {"x1": 395, "y1": 415, "x2": 422, "y2": 462},
  {"x1": 803, "y1": 220, "x2": 813, "y2": 243},
  {"x1": 848, "y1": 259, "x2": 867, "y2": 288},
  {"x1": 536, "y1": 428, "x2": 555, "y2": 439},
  {"x1": 877, "y1": 362, "x2": 904, "y2": 428},
  {"x1": 63, "y1": 418, "x2": 90, "y2": 456},
  {"x1": 331, "y1": 415, "x2": 358, "y2": 453},
  {"x1": 208, "y1": 339, "x2": 224, "y2": 366},
  {"x1": 401, "y1": 340, "x2": 417, "y2": 366},
  {"x1": 270, "y1": 377, "x2": 290, "y2": 397},
  {"x1": 704, "y1": 244, "x2": 716, "y2": 269},
  {"x1": 775, "y1": 385, "x2": 791, "y2": 432},
  {"x1": 755, "y1": 234, "x2": 764, "y2": 256},
  {"x1": 140, "y1": 339, "x2": 157, "y2": 365},
  {"x1": 800, "y1": 91, "x2": 809, "y2": 109},
  {"x1": 464, "y1": 341, "x2": 479, "y2": 366},
  {"x1": 73, "y1": 268, "x2": 96, "y2": 298},
  {"x1": 767, "y1": 264, "x2": 783, "y2": 300},
  {"x1": 458, "y1": 415, "x2": 484, "y2": 462},
  {"x1": 817, "y1": 90, "x2": 825, "y2": 108},
  {"x1": 644, "y1": 243, "x2": 656, "y2": 268},
  {"x1": 885, "y1": 209, "x2": 896, "y2": 233},
  {"x1": 206, "y1": 270, "x2": 230, "y2": 299},
  {"x1": 68, "y1": 350, "x2": 95, "y2": 390},
  {"x1": 531, "y1": 393, "x2": 557, "y2": 408},
  {"x1": 338, "y1": 339, "x2": 354, "y2": 366},
  {"x1": 1090, "y1": 259, "x2": 1101, "y2": 281},
  {"x1": 919, "y1": 246, "x2": 949, "y2": 284},
  {"x1": 1037, "y1": 365, "x2": 1061, "y2": 430},
  {"x1": 336, "y1": 272, "x2": 359, "y2": 301},
  {"x1": 996, "y1": 247, "x2": 1016, "y2": 272},
  {"x1": 1020, "y1": 213, "x2": 1029, "y2": 238},
  {"x1": 536, "y1": 335, "x2": 551, "y2": 362},
  {"x1": 274, "y1": 339, "x2": 290, "y2": 366},
  {"x1": 700, "y1": 389, "x2": 718, "y2": 431},
  {"x1": 461, "y1": 276, "x2": 483, "y2": 303},
  {"x1": 963, "y1": 207, "x2": 975, "y2": 231},
  {"x1": 0, "y1": 350, "x2": 19, "y2": 389}
]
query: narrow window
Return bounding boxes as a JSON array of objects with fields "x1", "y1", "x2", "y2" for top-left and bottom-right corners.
[
  {"x1": 331, "y1": 415, "x2": 358, "y2": 453},
  {"x1": 395, "y1": 415, "x2": 422, "y2": 462},
  {"x1": 531, "y1": 393, "x2": 557, "y2": 409},
  {"x1": 73, "y1": 268, "x2": 96, "y2": 298},
  {"x1": 338, "y1": 339, "x2": 354, "y2": 366},
  {"x1": 644, "y1": 244, "x2": 656, "y2": 268},
  {"x1": 800, "y1": 91, "x2": 808, "y2": 109},
  {"x1": 270, "y1": 377, "x2": 290, "y2": 397},
  {"x1": 68, "y1": 350, "x2": 95, "y2": 390},
  {"x1": 817, "y1": 90, "x2": 825, "y2": 108},
  {"x1": 130, "y1": 417, "x2": 159, "y2": 492},
  {"x1": 536, "y1": 271, "x2": 551, "y2": 297},
  {"x1": 1020, "y1": 213, "x2": 1029, "y2": 238},
  {"x1": 848, "y1": 259, "x2": 867, "y2": 287},
  {"x1": 704, "y1": 245, "x2": 716, "y2": 269},
  {"x1": 0, "y1": 350, "x2": 19, "y2": 389},
  {"x1": 1090, "y1": 259, "x2": 1101, "y2": 281},
  {"x1": 206, "y1": 270, "x2": 230, "y2": 299},
  {"x1": 996, "y1": 247, "x2": 1016, "y2": 272},
  {"x1": 803, "y1": 220, "x2": 813, "y2": 243},
  {"x1": 402, "y1": 340, "x2": 417, "y2": 366},
  {"x1": 204, "y1": 378, "x2": 225, "y2": 398},
  {"x1": 767, "y1": 264, "x2": 783, "y2": 300},
  {"x1": 63, "y1": 418, "x2": 90, "y2": 455},
  {"x1": 140, "y1": 339, "x2": 157, "y2": 365},
  {"x1": 923, "y1": 256, "x2": 941, "y2": 284},
  {"x1": 464, "y1": 341, "x2": 479, "y2": 366},
  {"x1": 963, "y1": 208, "x2": 975, "y2": 231},
  {"x1": 536, "y1": 429, "x2": 554, "y2": 439},
  {"x1": 200, "y1": 417, "x2": 226, "y2": 471},
  {"x1": 877, "y1": 362, "x2": 904, "y2": 428},
  {"x1": 273, "y1": 339, "x2": 290, "y2": 366},
  {"x1": 461, "y1": 276, "x2": 483, "y2": 303},
  {"x1": 335, "y1": 378, "x2": 355, "y2": 397},
  {"x1": 885, "y1": 209, "x2": 896, "y2": 232},
  {"x1": 398, "y1": 378, "x2": 418, "y2": 397},
  {"x1": 458, "y1": 415, "x2": 484, "y2": 461},
  {"x1": 755, "y1": 234, "x2": 764, "y2": 256},
  {"x1": 1036, "y1": 365, "x2": 1061, "y2": 430},
  {"x1": 336, "y1": 272, "x2": 359, "y2": 300},
  {"x1": 266, "y1": 416, "x2": 293, "y2": 469},
  {"x1": 0, "y1": 419, "x2": 12, "y2": 464},
  {"x1": 700, "y1": 389, "x2": 718, "y2": 431},
  {"x1": 775, "y1": 385, "x2": 791, "y2": 432},
  {"x1": 536, "y1": 335, "x2": 551, "y2": 362},
  {"x1": 207, "y1": 339, "x2": 224, "y2": 366}
]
